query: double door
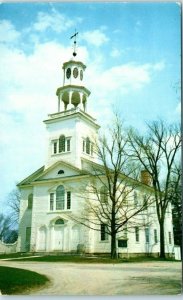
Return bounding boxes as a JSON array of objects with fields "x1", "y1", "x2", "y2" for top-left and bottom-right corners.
[{"x1": 54, "y1": 226, "x2": 64, "y2": 250}]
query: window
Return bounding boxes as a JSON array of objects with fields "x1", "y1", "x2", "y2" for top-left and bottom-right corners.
[
  {"x1": 58, "y1": 170, "x2": 64, "y2": 175},
  {"x1": 50, "y1": 187, "x2": 70, "y2": 211},
  {"x1": 101, "y1": 224, "x2": 108, "y2": 241},
  {"x1": 83, "y1": 140, "x2": 85, "y2": 152},
  {"x1": 154, "y1": 229, "x2": 158, "y2": 244},
  {"x1": 55, "y1": 218, "x2": 64, "y2": 225},
  {"x1": 118, "y1": 239, "x2": 127, "y2": 248},
  {"x1": 59, "y1": 135, "x2": 65, "y2": 153},
  {"x1": 168, "y1": 232, "x2": 172, "y2": 244},
  {"x1": 56, "y1": 185, "x2": 65, "y2": 210},
  {"x1": 135, "y1": 227, "x2": 139, "y2": 242},
  {"x1": 145, "y1": 227, "x2": 150, "y2": 243},
  {"x1": 53, "y1": 142, "x2": 57, "y2": 154},
  {"x1": 67, "y1": 191, "x2": 71, "y2": 209},
  {"x1": 134, "y1": 191, "x2": 138, "y2": 208},
  {"x1": 50, "y1": 193, "x2": 54, "y2": 211},
  {"x1": 143, "y1": 195, "x2": 148, "y2": 210},
  {"x1": 100, "y1": 186, "x2": 108, "y2": 203},
  {"x1": 86, "y1": 137, "x2": 90, "y2": 154},
  {"x1": 122, "y1": 191, "x2": 128, "y2": 205},
  {"x1": 67, "y1": 139, "x2": 70, "y2": 152},
  {"x1": 25, "y1": 227, "x2": 31, "y2": 251},
  {"x1": 52, "y1": 136, "x2": 71, "y2": 155},
  {"x1": 83, "y1": 137, "x2": 93, "y2": 155},
  {"x1": 28, "y1": 194, "x2": 33, "y2": 209}
]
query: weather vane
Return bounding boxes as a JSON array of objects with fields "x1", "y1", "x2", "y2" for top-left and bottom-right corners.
[{"x1": 70, "y1": 30, "x2": 78, "y2": 57}]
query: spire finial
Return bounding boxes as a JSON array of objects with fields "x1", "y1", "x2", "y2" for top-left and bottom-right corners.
[{"x1": 70, "y1": 30, "x2": 78, "y2": 57}]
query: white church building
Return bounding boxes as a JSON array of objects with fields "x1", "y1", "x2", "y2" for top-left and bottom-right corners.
[{"x1": 17, "y1": 42, "x2": 175, "y2": 257}]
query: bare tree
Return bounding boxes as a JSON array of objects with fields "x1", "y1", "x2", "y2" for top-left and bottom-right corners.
[
  {"x1": 7, "y1": 188, "x2": 20, "y2": 228},
  {"x1": 128, "y1": 120, "x2": 181, "y2": 258},
  {"x1": 168, "y1": 164, "x2": 182, "y2": 257},
  {"x1": 72, "y1": 117, "x2": 154, "y2": 259},
  {"x1": 0, "y1": 214, "x2": 11, "y2": 242}
]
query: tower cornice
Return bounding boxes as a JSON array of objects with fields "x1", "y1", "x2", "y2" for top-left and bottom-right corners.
[
  {"x1": 56, "y1": 85, "x2": 91, "y2": 97},
  {"x1": 63, "y1": 60, "x2": 86, "y2": 70},
  {"x1": 43, "y1": 108, "x2": 100, "y2": 130}
]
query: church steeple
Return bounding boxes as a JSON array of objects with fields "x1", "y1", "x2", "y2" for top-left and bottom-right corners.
[
  {"x1": 44, "y1": 33, "x2": 100, "y2": 169},
  {"x1": 56, "y1": 32, "x2": 90, "y2": 113}
]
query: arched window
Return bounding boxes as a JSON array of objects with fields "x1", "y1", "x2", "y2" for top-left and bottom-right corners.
[
  {"x1": 56, "y1": 185, "x2": 65, "y2": 210},
  {"x1": 59, "y1": 135, "x2": 65, "y2": 153},
  {"x1": 55, "y1": 218, "x2": 64, "y2": 225},
  {"x1": 28, "y1": 194, "x2": 33, "y2": 209},
  {"x1": 58, "y1": 170, "x2": 64, "y2": 175},
  {"x1": 100, "y1": 186, "x2": 108, "y2": 203},
  {"x1": 86, "y1": 137, "x2": 90, "y2": 154}
]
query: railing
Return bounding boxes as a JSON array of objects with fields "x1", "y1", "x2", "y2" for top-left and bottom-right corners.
[{"x1": 48, "y1": 108, "x2": 96, "y2": 121}]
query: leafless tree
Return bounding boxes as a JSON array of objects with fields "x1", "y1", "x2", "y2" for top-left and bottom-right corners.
[
  {"x1": 168, "y1": 164, "x2": 182, "y2": 257},
  {"x1": 128, "y1": 120, "x2": 181, "y2": 258},
  {"x1": 0, "y1": 214, "x2": 11, "y2": 242},
  {"x1": 71, "y1": 117, "x2": 154, "y2": 259},
  {"x1": 7, "y1": 188, "x2": 20, "y2": 227}
]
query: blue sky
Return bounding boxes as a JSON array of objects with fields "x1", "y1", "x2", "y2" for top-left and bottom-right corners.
[{"x1": 0, "y1": 2, "x2": 181, "y2": 212}]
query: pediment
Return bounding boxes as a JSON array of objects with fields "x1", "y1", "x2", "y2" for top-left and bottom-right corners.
[{"x1": 34, "y1": 160, "x2": 83, "y2": 182}]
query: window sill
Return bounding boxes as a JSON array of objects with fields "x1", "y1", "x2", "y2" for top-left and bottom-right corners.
[
  {"x1": 47, "y1": 210, "x2": 72, "y2": 214},
  {"x1": 82, "y1": 152, "x2": 94, "y2": 158},
  {"x1": 51, "y1": 151, "x2": 71, "y2": 156}
]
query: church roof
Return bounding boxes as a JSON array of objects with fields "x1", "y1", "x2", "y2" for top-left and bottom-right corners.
[
  {"x1": 17, "y1": 157, "x2": 153, "y2": 192},
  {"x1": 17, "y1": 166, "x2": 45, "y2": 186},
  {"x1": 81, "y1": 158, "x2": 154, "y2": 192},
  {"x1": 17, "y1": 160, "x2": 89, "y2": 187}
]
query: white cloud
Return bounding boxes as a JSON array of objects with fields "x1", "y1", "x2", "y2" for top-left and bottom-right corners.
[
  {"x1": 0, "y1": 15, "x2": 165, "y2": 210},
  {"x1": 153, "y1": 61, "x2": 165, "y2": 71},
  {"x1": 83, "y1": 60, "x2": 165, "y2": 131},
  {"x1": 81, "y1": 29, "x2": 109, "y2": 47},
  {"x1": 33, "y1": 10, "x2": 74, "y2": 33},
  {"x1": 86, "y1": 62, "x2": 156, "y2": 99},
  {"x1": 0, "y1": 20, "x2": 20, "y2": 42},
  {"x1": 110, "y1": 48, "x2": 121, "y2": 58}
]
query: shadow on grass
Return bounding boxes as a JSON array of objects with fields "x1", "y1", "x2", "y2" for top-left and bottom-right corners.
[{"x1": 0, "y1": 266, "x2": 49, "y2": 295}]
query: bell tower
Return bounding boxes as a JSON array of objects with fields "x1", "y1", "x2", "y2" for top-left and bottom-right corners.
[
  {"x1": 44, "y1": 32, "x2": 100, "y2": 169},
  {"x1": 56, "y1": 31, "x2": 90, "y2": 112},
  {"x1": 56, "y1": 60, "x2": 90, "y2": 112}
]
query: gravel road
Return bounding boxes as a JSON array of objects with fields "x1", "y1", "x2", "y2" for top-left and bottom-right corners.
[{"x1": 0, "y1": 260, "x2": 182, "y2": 295}]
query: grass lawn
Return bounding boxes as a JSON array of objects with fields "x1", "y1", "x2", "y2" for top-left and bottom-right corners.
[
  {"x1": 0, "y1": 253, "x2": 34, "y2": 259},
  {"x1": 6, "y1": 254, "x2": 177, "y2": 263},
  {"x1": 0, "y1": 266, "x2": 49, "y2": 295}
]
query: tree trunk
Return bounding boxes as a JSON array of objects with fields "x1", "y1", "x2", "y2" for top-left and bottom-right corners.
[
  {"x1": 111, "y1": 231, "x2": 117, "y2": 259},
  {"x1": 159, "y1": 219, "x2": 166, "y2": 259}
]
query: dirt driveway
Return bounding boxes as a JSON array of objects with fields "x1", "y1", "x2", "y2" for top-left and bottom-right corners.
[{"x1": 0, "y1": 260, "x2": 182, "y2": 295}]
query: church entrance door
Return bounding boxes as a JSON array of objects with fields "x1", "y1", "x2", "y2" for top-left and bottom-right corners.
[
  {"x1": 38, "y1": 226, "x2": 46, "y2": 251},
  {"x1": 54, "y1": 227, "x2": 64, "y2": 250}
]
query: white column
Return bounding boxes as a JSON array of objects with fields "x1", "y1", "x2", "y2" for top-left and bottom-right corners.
[
  {"x1": 84, "y1": 101, "x2": 87, "y2": 112},
  {"x1": 58, "y1": 96, "x2": 60, "y2": 112},
  {"x1": 79, "y1": 92, "x2": 83, "y2": 110},
  {"x1": 67, "y1": 91, "x2": 73, "y2": 110}
]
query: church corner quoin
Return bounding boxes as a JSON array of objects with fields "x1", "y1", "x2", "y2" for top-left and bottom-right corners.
[{"x1": 16, "y1": 40, "x2": 176, "y2": 260}]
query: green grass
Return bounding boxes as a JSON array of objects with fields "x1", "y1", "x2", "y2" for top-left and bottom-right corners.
[
  {"x1": 8, "y1": 254, "x2": 177, "y2": 263},
  {"x1": 0, "y1": 266, "x2": 49, "y2": 295},
  {"x1": 0, "y1": 253, "x2": 33, "y2": 259}
]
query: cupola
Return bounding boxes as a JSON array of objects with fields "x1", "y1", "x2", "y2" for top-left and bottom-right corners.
[{"x1": 56, "y1": 32, "x2": 90, "y2": 113}]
